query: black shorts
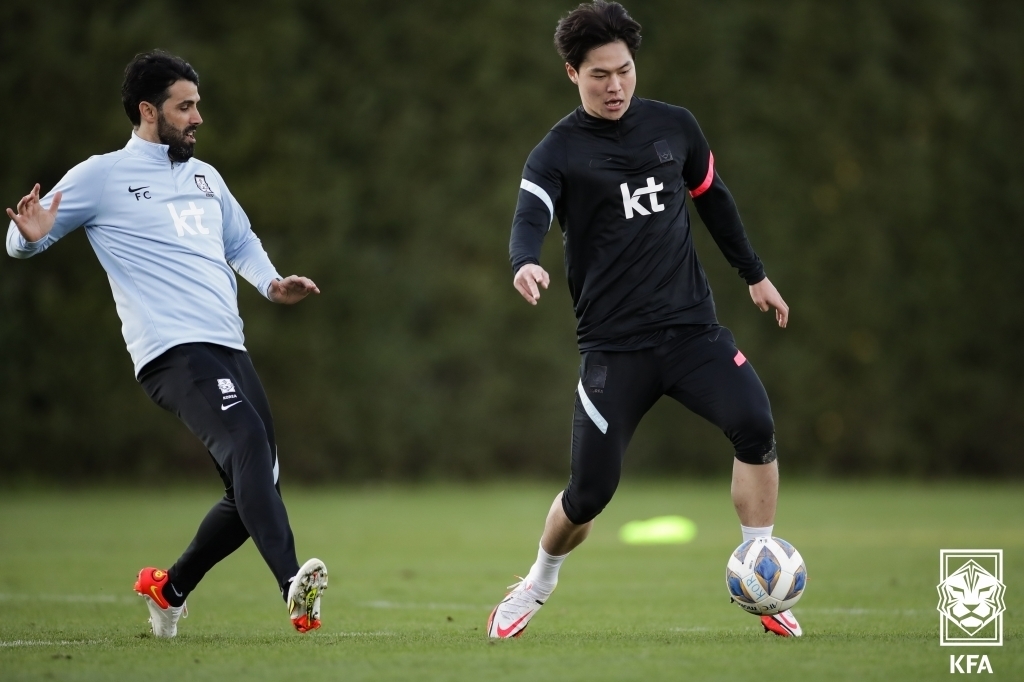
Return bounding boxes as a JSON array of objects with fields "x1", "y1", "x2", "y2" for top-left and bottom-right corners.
[{"x1": 562, "y1": 325, "x2": 776, "y2": 524}]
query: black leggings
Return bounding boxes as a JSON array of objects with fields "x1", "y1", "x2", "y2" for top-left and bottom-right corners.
[
  {"x1": 562, "y1": 325, "x2": 776, "y2": 525},
  {"x1": 138, "y1": 343, "x2": 300, "y2": 598}
]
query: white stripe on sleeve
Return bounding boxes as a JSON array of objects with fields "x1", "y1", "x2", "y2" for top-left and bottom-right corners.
[{"x1": 520, "y1": 179, "x2": 554, "y2": 229}]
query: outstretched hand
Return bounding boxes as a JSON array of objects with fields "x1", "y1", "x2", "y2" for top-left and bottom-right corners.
[
  {"x1": 6, "y1": 183, "x2": 62, "y2": 243},
  {"x1": 749, "y1": 277, "x2": 789, "y2": 328},
  {"x1": 268, "y1": 275, "x2": 320, "y2": 304},
  {"x1": 514, "y1": 263, "x2": 550, "y2": 305}
]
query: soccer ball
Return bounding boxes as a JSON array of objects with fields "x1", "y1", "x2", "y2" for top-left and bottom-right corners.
[{"x1": 726, "y1": 536, "x2": 807, "y2": 615}]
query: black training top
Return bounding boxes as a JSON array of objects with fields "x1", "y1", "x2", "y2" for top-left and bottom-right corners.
[{"x1": 509, "y1": 97, "x2": 765, "y2": 351}]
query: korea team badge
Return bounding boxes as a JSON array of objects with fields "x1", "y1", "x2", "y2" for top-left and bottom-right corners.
[
  {"x1": 937, "y1": 549, "x2": 1005, "y2": 646},
  {"x1": 195, "y1": 174, "x2": 214, "y2": 197}
]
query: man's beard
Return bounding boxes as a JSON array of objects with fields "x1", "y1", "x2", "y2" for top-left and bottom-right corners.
[{"x1": 157, "y1": 112, "x2": 197, "y2": 163}]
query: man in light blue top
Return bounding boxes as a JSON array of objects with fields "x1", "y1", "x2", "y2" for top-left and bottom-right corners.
[{"x1": 6, "y1": 51, "x2": 327, "y2": 637}]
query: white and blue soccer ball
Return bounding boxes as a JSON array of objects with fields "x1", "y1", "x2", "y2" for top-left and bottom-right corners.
[{"x1": 726, "y1": 536, "x2": 807, "y2": 615}]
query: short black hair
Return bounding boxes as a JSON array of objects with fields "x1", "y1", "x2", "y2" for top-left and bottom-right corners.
[
  {"x1": 121, "y1": 51, "x2": 199, "y2": 126},
  {"x1": 554, "y1": 1, "x2": 642, "y2": 70}
]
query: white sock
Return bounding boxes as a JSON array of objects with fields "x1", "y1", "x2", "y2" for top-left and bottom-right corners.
[
  {"x1": 525, "y1": 543, "x2": 567, "y2": 594},
  {"x1": 741, "y1": 524, "x2": 774, "y2": 542}
]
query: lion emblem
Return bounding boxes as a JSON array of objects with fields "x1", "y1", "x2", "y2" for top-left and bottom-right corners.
[{"x1": 937, "y1": 560, "x2": 1006, "y2": 635}]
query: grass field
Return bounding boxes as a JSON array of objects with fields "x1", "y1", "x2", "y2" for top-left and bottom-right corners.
[{"x1": 0, "y1": 481, "x2": 1021, "y2": 681}]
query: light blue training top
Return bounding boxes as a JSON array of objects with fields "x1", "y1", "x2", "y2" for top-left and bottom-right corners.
[{"x1": 6, "y1": 133, "x2": 281, "y2": 376}]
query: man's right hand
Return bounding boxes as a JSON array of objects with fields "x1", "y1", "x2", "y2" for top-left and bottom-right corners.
[
  {"x1": 6, "y1": 183, "x2": 61, "y2": 243},
  {"x1": 513, "y1": 263, "x2": 550, "y2": 305}
]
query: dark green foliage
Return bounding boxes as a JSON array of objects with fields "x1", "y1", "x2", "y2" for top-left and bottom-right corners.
[{"x1": 1, "y1": 0, "x2": 1022, "y2": 480}]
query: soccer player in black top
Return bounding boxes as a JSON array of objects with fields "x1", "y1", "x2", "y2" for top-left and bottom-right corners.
[{"x1": 486, "y1": 1, "x2": 801, "y2": 639}]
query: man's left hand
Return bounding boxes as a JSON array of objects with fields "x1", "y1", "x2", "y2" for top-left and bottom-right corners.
[
  {"x1": 748, "y1": 277, "x2": 789, "y2": 328},
  {"x1": 268, "y1": 275, "x2": 320, "y2": 304}
]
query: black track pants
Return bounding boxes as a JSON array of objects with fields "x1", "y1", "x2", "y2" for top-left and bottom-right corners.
[
  {"x1": 138, "y1": 343, "x2": 300, "y2": 597},
  {"x1": 562, "y1": 325, "x2": 776, "y2": 525}
]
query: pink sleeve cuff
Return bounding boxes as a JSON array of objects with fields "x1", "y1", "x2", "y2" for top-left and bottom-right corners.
[{"x1": 689, "y1": 151, "x2": 715, "y2": 198}]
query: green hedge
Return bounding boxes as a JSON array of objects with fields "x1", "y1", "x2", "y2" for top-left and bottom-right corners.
[{"x1": 2, "y1": 0, "x2": 1022, "y2": 480}]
